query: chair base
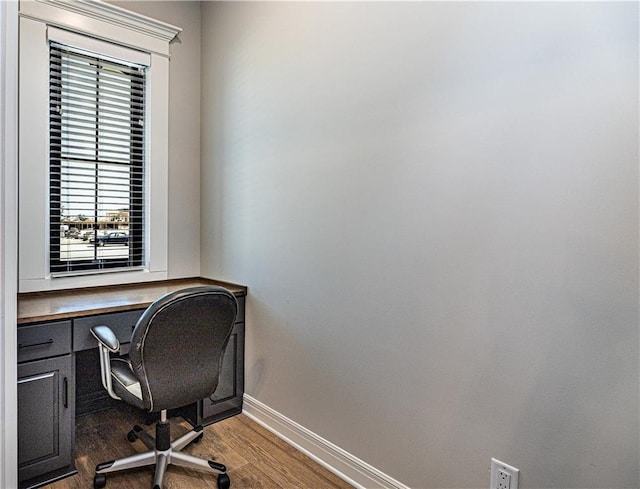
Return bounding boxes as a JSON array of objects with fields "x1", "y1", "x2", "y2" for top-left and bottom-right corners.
[{"x1": 93, "y1": 412, "x2": 230, "y2": 489}]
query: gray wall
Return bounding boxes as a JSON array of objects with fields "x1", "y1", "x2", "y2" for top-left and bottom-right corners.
[
  {"x1": 109, "y1": 0, "x2": 202, "y2": 279},
  {"x1": 200, "y1": 2, "x2": 639, "y2": 488}
]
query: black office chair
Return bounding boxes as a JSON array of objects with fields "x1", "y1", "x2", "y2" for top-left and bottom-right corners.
[{"x1": 90, "y1": 285, "x2": 238, "y2": 489}]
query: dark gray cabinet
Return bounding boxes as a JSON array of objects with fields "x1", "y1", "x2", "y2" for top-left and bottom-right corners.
[
  {"x1": 17, "y1": 321, "x2": 76, "y2": 489},
  {"x1": 182, "y1": 301, "x2": 245, "y2": 425}
]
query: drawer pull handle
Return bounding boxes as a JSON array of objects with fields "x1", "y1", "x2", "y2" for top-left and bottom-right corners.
[
  {"x1": 18, "y1": 338, "x2": 54, "y2": 349},
  {"x1": 63, "y1": 377, "x2": 69, "y2": 408}
]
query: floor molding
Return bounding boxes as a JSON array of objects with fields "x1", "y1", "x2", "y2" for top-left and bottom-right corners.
[{"x1": 243, "y1": 394, "x2": 410, "y2": 489}]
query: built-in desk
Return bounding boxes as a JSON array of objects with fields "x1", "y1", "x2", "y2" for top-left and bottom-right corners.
[{"x1": 17, "y1": 278, "x2": 247, "y2": 489}]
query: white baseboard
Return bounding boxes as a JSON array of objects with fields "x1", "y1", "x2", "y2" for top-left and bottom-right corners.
[{"x1": 242, "y1": 394, "x2": 410, "y2": 489}]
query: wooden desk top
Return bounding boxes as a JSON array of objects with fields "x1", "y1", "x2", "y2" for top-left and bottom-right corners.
[{"x1": 17, "y1": 277, "x2": 247, "y2": 324}]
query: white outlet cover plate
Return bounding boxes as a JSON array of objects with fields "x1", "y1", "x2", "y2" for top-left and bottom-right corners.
[{"x1": 490, "y1": 458, "x2": 519, "y2": 489}]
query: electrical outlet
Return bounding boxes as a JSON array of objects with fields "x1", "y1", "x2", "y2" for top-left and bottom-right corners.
[
  {"x1": 490, "y1": 458, "x2": 519, "y2": 489},
  {"x1": 497, "y1": 469, "x2": 511, "y2": 489}
]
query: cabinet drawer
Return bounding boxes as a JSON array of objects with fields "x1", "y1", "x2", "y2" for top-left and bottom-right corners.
[
  {"x1": 73, "y1": 310, "x2": 143, "y2": 352},
  {"x1": 17, "y1": 321, "x2": 72, "y2": 363}
]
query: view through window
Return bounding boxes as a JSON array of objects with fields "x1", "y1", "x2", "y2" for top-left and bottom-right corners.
[{"x1": 49, "y1": 42, "x2": 145, "y2": 274}]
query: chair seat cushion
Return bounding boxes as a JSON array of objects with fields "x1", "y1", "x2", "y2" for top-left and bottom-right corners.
[{"x1": 110, "y1": 357, "x2": 145, "y2": 410}]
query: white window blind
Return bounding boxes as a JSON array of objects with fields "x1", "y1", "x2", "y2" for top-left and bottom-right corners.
[{"x1": 49, "y1": 41, "x2": 146, "y2": 274}]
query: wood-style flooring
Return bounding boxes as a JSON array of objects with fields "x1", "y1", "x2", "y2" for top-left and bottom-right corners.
[{"x1": 44, "y1": 404, "x2": 354, "y2": 489}]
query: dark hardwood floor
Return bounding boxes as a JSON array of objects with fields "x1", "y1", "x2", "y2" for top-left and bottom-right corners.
[{"x1": 44, "y1": 404, "x2": 354, "y2": 489}]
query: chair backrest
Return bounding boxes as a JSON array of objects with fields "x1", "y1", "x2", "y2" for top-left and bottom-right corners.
[{"x1": 128, "y1": 285, "x2": 238, "y2": 412}]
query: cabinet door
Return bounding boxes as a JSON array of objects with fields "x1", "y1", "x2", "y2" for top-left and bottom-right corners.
[
  {"x1": 18, "y1": 355, "x2": 75, "y2": 484},
  {"x1": 201, "y1": 319, "x2": 245, "y2": 423},
  {"x1": 180, "y1": 297, "x2": 245, "y2": 426}
]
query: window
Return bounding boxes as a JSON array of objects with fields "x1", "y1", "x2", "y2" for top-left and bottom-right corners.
[
  {"x1": 18, "y1": 2, "x2": 178, "y2": 292},
  {"x1": 49, "y1": 42, "x2": 146, "y2": 274}
]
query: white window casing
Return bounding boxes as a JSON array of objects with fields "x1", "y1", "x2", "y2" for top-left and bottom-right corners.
[{"x1": 18, "y1": 0, "x2": 181, "y2": 292}]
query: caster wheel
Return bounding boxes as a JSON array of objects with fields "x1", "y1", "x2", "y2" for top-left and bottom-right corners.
[
  {"x1": 217, "y1": 473, "x2": 231, "y2": 489},
  {"x1": 94, "y1": 474, "x2": 107, "y2": 489},
  {"x1": 126, "y1": 430, "x2": 138, "y2": 442},
  {"x1": 194, "y1": 433, "x2": 204, "y2": 443}
]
